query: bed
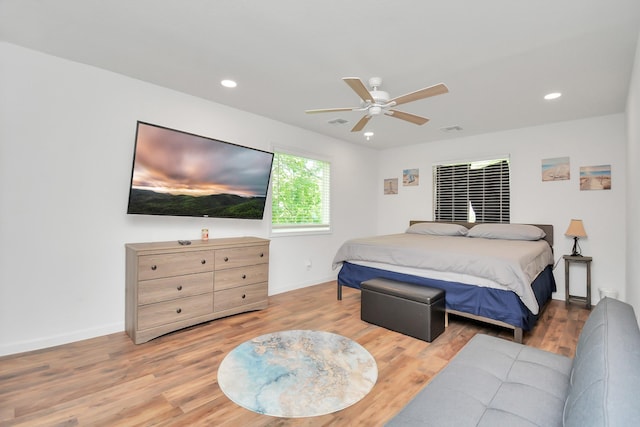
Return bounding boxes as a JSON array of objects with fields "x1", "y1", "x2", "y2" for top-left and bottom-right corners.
[{"x1": 332, "y1": 221, "x2": 556, "y2": 342}]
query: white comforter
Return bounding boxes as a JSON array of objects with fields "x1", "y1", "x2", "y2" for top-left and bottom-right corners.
[{"x1": 332, "y1": 233, "x2": 553, "y2": 314}]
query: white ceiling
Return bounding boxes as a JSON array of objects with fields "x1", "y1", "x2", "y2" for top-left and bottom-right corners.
[{"x1": 1, "y1": 0, "x2": 639, "y2": 149}]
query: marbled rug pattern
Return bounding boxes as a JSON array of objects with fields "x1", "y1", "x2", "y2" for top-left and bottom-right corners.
[{"x1": 217, "y1": 330, "x2": 378, "y2": 418}]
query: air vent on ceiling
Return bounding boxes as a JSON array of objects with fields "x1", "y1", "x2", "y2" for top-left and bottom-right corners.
[
  {"x1": 440, "y1": 125, "x2": 464, "y2": 132},
  {"x1": 328, "y1": 118, "x2": 349, "y2": 125}
]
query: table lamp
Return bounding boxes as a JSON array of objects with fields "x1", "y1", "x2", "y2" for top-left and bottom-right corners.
[{"x1": 565, "y1": 219, "x2": 587, "y2": 256}]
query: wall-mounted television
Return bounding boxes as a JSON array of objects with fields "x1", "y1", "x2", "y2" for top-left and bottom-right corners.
[{"x1": 127, "y1": 121, "x2": 274, "y2": 219}]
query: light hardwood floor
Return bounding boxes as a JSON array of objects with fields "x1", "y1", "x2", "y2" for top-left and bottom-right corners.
[{"x1": 0, "y1": 281, "x2": 590, "y2": 426}]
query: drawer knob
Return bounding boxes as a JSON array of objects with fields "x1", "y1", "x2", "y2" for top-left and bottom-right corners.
[
  {"x1": 176, "y1": 308, "x2": 182, "y2": 314},
  {"x1": 177, "y1": 285, "x2": 183, "y2": 291},
  {"x1": 260, "y1": 253, "x2": 264, "y2": 257},
  {"x1": 201, "y1": 259, "x2": 206, "y2": 265},
  {"x1": 224, "y1": 257, "x2": 229, "y2": 262},
  {"x1": 242, "y1": 294, "x2": 246, "y2": 299},
  {"x1": 242, "y1": 274, "x2": 247, "y2": 279},
  {"x1": 151, "y1": 265, "x2": 157, "y2": 271}
]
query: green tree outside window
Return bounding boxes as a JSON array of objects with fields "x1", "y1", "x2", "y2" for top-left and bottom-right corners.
[{"x1": 271, "y1": 152, "x2": 330, "y2": 231}]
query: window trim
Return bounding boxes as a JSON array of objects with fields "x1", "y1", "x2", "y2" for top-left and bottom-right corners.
[{"x1": 270, "y1": 145, "x2": 332, "y2": 237}]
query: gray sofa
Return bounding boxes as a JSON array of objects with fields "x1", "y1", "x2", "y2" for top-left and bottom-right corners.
[{"x1": 387, "y1": 297, "x2": 640, "y2": 426}]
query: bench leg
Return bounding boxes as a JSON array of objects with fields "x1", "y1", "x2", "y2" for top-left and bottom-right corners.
[
  {"x1": 337, "y1": 282, "x2": 342, "y2": 300},
  {"x1": 514, "y1": 328, "x2": 523, "y2": 344}
]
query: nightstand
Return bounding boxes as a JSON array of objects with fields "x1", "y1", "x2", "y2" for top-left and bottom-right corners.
[{"x1": 563, "y1": 255, "x2": 592, "y2": 309}]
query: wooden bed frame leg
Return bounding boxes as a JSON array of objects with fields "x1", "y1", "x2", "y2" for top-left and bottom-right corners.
[
  {"x1": 337, "y1": 282, "x2": 342, "y2": 300},
  {"x1": 514, "y1": 328, "x2": 523, "y2": 344},
  {"x1": 445, "y1": 311, "x2": 449, "y2": 327}
]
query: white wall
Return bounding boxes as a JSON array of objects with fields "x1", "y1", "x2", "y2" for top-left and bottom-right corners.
[
  {"x1": 626, "y1": 30, "x2": 640, "y2": 318},
  {"x1": 1, "y1": 39, "x2": 634, "y2": 356},
  {"x1": 0, "y1": 42, "x2": 378, "y2": 356},
  {"x1": 376, "y1": 114, "x2": 627, "y2": 304}
]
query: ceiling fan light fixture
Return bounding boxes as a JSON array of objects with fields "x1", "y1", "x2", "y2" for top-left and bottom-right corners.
[
  {"x1": 364, "y1": 131, "x2": 374, "y2": 141},
  {"x1": 369, "y1": 106, "x2": 382, "y2": 116}
]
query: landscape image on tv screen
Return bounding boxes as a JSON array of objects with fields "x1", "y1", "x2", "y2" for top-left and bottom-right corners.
[{"x1": 127, "y1": 122, "x2": 274, "y2": 219}]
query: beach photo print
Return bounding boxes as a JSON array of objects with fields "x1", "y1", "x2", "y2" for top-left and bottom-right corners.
[{"x1": 541, "y1": 157, "x2": 570, "y2": 181}]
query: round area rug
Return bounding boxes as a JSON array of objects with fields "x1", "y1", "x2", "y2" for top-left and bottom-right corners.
[{"x1": 217, "y1": 330, "x2": 378, "y2": 418}]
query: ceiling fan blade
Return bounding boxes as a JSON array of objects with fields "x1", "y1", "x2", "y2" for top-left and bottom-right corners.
[
  {"x1": 390, "y1": 83, "x2": 449, "y2": 106},
  {"x1": 305, "y1": 107, "x2": 356, "y2": 114},
  {"x1": 351, "y1": 115, "x2": 371, "y2": 132},
  {"x1": 343, "y1": 77, "x2": 374, "y2": 102},
  {"x1": 386, "y1": 109, "x2": 430, "y2": 125}
]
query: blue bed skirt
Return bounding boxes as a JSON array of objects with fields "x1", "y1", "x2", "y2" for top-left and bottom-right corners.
[{"x1": 337, "y1": 262, "x2": 556, "y2": 330}]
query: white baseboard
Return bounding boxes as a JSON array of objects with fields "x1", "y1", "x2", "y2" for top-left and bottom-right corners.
[
  {"x1": 269, "y1": 275, "x2": 337, "y2": 296},
  {"x1": 0, "y1": 322, "x2": 124, "y2": 357}
]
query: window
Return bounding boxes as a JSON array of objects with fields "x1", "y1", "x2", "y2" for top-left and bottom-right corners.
[
  {"x1": 433, "y1": 158, "x2": 510, "y2": 223},
  {"x1": 271, "y1": 150, "x2": 331, "y2": 233}
]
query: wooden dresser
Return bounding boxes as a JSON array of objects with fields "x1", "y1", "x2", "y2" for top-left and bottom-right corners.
[{"x1": 125, "y1": 236, "x2": 269, "y2": 344}]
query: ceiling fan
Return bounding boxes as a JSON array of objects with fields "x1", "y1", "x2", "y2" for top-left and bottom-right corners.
[{"x1": 305, "y1": 77, "x2": 449, "y2": 132}]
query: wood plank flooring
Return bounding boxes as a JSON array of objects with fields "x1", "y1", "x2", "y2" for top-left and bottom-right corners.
[{"x1": 0, "y1": 281, "x2": 590, "y2": 426}]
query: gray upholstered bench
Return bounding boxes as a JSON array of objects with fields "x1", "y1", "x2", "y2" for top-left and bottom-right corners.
[
  {"x1": 386, "y1": 297, "x2": 640, "y2": 426},
  {"x1": 361, "y1": 278, "x2": 445, "y2": 342}
]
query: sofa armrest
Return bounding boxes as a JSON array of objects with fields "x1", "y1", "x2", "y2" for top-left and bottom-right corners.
[{"x1": 563, "y1": 297, "x2": 640, "y2": 427}]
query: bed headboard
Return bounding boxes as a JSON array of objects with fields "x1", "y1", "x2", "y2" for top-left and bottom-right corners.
[{"x1": 409, "y1": 220, "x2": 554, "y2": 249}]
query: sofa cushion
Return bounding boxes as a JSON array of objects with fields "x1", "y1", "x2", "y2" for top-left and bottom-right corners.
[
  {"x1": 563, "y1": 297, "x2": 640, "y2": 427},
  {"x1": 386, "y1": 334, "x2": 572, "y2": 426}
]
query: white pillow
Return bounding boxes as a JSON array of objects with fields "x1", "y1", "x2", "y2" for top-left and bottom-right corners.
[
  {"x1": 406, "y1": 222, "x2": 469, "y2": 236},
  {"x1": 467, "y1": 223, "x2": 546, "y2": 241}
]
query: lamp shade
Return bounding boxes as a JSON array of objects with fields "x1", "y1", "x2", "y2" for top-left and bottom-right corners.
[{"x1": 565, "y1": 219, "x2": 587, "y2": 238}]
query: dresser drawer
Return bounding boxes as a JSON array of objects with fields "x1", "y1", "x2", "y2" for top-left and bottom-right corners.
[
  {"x1": 138, "y1": 250, "x2": 214, "y2": 280},
  {"x1": 126, "y1": 237, "x2": 269, "y2": 344},
  {"x1": 215, "y1": 245, "x2": 268, "y2": 270},
  {"x1": 137, "y1": 294, "x2": 213, "y2": 330},
  {"x1": 214, "y1": 283, "x2": 267, "y2": 312},
  {"x1": 214, "y1": 264, "x2": 268, "y2": 291},
  {"x1": 138, "y1": 272, "x2": 214, "y2": 305}
]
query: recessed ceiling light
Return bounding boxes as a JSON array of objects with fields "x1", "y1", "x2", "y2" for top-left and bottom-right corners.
[
  {"x1": 221, "y1": 79, "x2": 237, "y2": 88},
  {"x1": 544, "y1": 92, "x2": 562, "y2": 100}
]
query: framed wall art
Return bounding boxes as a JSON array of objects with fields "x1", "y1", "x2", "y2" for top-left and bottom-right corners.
[
  {"x1": 541, "y1": 157, "x2": 570, "y2": 181},
  {"x1": 580, "y1": 165, "x2": 611, "y2": 190},
  {"x1": 384, "y1": 178, "x2": 398, "y2": 194},
  {"x1": 403, "y1": 168, "x2": 419, "y2": 186}
]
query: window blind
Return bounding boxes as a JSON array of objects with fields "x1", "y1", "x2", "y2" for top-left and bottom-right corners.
[{"x1": 433, "y1": 158, "x2": 510, "y2": 223}]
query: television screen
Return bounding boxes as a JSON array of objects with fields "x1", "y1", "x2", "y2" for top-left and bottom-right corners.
[{"x1": 127, "y1": 122, "x2": 274, "y2": 219}]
